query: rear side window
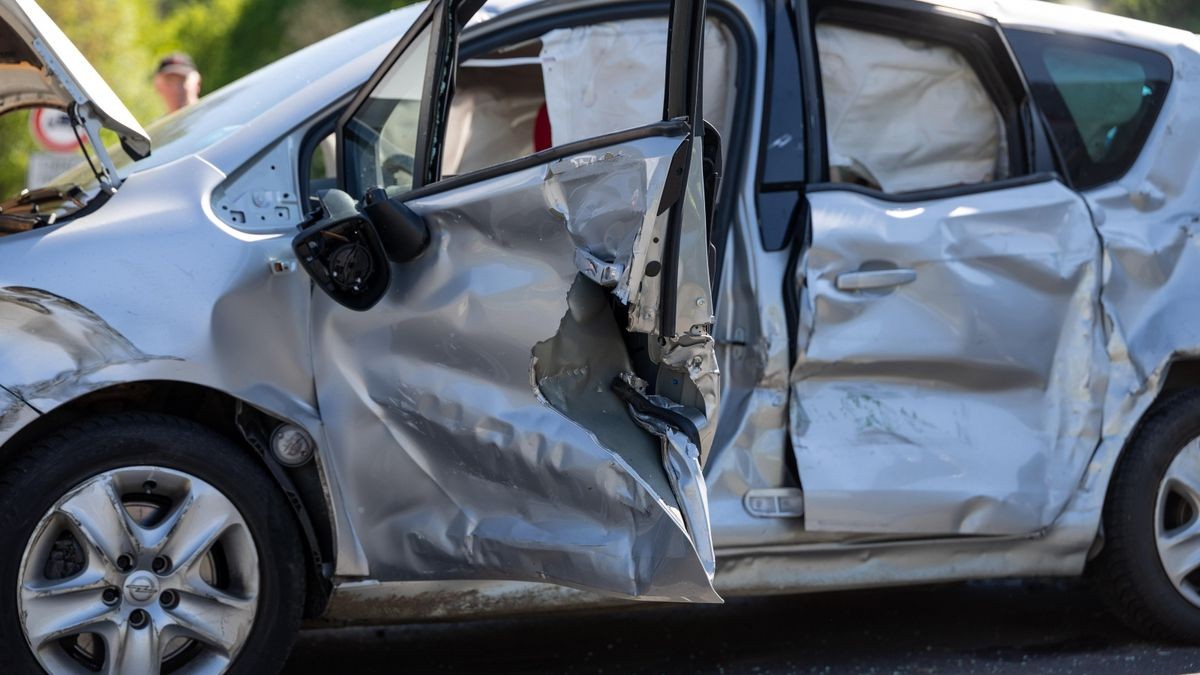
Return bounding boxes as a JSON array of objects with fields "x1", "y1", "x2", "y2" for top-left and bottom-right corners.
[{"x1": 1007, "y1": 30, "x2": 1173, "y2": 190}]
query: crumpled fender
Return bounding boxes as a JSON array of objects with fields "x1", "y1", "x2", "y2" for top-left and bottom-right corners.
[
  {"x1": 0, "y1": 384, "x2": 39, "y2": 444},
  {"x1": 0, "y1": 286, "x2": 184, "y2": 412}
]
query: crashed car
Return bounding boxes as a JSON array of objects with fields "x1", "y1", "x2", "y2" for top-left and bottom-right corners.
[{"x1": 2, "y1": 0, "x2": 1200, "y2": 670}]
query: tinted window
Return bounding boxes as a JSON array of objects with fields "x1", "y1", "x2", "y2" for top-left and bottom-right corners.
[{"x1": 1007, "y1": 30, "x2": 1173, "y2": 190}]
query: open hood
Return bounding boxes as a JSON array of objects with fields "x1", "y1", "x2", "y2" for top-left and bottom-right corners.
[{"x1": 0, "y1": 0, "x2": 150, "y2": 161}]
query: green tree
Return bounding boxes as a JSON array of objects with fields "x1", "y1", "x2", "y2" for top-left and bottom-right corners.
[
  {"x1": 195, "y1": 0, "x2": 415, "y2": 90},
  {"x1": 0, "y1": 0, "x2": 416, "y2": 199},
  {"x1": 0, "y1": 0, "x2": 158, "y2": 197},
  {"x1": 1102, "y1": 0, "x2": 1200, "y2": 31}
]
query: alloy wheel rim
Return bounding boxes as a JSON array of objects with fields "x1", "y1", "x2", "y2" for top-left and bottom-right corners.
[
  {"x1": 17, "y1": 466, "x2": 259, "y2": 675},
  {"x1": 1155, "y1": 438, "x2": 1200, "y2": 608}
]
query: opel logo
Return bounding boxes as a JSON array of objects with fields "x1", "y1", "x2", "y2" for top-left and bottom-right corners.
[{"x1": 124, "y1": 572, "x2": 159, "y2": 603}]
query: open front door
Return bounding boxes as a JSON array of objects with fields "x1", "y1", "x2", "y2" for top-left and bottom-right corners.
[{"x1": 297, "y1": 0, "x2": 721, "y2": 601}]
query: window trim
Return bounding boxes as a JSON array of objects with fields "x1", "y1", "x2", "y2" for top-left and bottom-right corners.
[
  {"x1": 400, "y1": 120, "x2": 690, "y2": 202},
  {"x1": 337, "y1": 1, "x2": 442, "y2": 197},
  {"x1": 806, "y1": 171, "x2": 1061, "y2": 204},
  {"x1": 298, "y1": 108, "x2": 343, "y2": 207}
]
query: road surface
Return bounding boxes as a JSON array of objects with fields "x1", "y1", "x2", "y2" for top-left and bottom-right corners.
[{"x1": 285, "y1": 580, "x2": 1200, "y2": 674}]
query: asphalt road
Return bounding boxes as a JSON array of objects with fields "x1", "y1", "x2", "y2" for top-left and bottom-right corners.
[{"x1": 284, "y1": 580, "x2": 1200, "y2": 674}]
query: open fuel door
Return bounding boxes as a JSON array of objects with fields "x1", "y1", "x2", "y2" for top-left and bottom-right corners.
[{"x1": 299, "y1": 0, "x2": 721, "y2": 601}]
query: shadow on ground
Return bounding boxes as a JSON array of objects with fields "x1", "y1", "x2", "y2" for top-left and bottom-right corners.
[{"x1": 285, "y1": 580, "x2": 1200, "y2": 674}]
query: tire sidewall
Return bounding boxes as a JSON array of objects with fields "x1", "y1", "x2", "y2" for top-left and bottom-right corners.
[
  {"x1": 1103, "y1": 392, "x2": 1200, "y2": 639},
  {"x1": 0, "y1": 415, "x2": 305, "y2": 674}
]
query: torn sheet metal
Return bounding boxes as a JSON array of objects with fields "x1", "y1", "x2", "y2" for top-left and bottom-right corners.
[
  {"x1": 546, "y1": 131, "x2": 722, "y2": 465},
  {"x1": 792, "y1": 181, "x2": 1106, "y2": 535},
  {"x1": 619, "y1": 374, "x2": 716, "y2": 577},
  {"x1": 310, "y1": 132, "x2": 720, "y2": 602},
  {"x1": 611, "y1": 144, "x2": 723, "y2": 490}
]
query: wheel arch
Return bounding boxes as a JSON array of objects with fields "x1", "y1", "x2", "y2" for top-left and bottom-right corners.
[
  {"x1": 1081, "y1": 357, "x2": 1200, "y2": 562},
  {"x1": 0, "y1": 380, "x2": 335, "y2": 619}
]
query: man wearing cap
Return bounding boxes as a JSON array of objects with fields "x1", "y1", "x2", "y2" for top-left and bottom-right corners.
[{"x1": 154, "y1": 53, "x2": 202, "y2": 114}]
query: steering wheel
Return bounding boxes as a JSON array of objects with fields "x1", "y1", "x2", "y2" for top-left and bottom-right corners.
[{"x1": 382, "y1": 153, "x2": 415, "y2": 186}]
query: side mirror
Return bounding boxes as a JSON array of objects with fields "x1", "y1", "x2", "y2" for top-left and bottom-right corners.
[
  {"x1": 362, "y1": 187, "x2": 430, "y2": 263},
  {"x1": 292, "y1": 190, "x2": 391, "y2": 311}
]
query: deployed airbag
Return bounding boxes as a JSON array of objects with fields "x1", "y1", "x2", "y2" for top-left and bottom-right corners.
[
  {"x1": 817, "y1": 23, "x2": 1006, "y2": 193},
  {"x1": 538, "y1": 18, "x2": 734, "y2": 147}
]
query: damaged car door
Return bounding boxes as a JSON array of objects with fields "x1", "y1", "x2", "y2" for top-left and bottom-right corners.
[
  {"x1": 296, "y1": 0, "x2": 722, "y2": 601},
  {"x1": 789, "y1": 3, "x2": 1107, "y2": 536}
]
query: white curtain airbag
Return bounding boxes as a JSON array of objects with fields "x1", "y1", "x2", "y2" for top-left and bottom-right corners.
[
  {"x1": 538, "y1": 18, "x2": 734, "y2": 147},
  {"x1": 817, "y1": 23, "x2": 1006, "y2": 193}
]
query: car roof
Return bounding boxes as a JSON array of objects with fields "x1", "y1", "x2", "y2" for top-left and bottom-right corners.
[
  {"x1": 194, "y1": 0, "x2": 1197, "y2": 176},
  {"x1": 935, "y1": 0, "x2": 1195, "y2": 49}
]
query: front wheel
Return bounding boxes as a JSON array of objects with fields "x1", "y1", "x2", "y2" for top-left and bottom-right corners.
[
  {"x1": 1095, "y1": 390, "x2": 1200, "y2": 642},
  {"x1": 0, "y1": 413, "x2": 306, "y2": 673}
]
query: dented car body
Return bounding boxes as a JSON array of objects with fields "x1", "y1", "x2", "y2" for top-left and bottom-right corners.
[{"x1": 5, "y1": 0, "x2": 1200, "y2": 668}]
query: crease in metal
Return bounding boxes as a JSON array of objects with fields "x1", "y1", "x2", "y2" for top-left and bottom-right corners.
[
  {"x1": 311, "y1": 132, "x2": 721, "y2": 602},
  {"x1": 7, "y1": 0, "x2": 1200, "y2": 624}
]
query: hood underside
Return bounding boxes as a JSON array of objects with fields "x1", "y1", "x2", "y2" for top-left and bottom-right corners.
[{"x1": 0, "y1": 0, "x2": 150, "y2": 159}]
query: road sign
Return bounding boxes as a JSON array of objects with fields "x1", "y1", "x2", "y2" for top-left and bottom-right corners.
[
  {"x1": 29, "y1": 108, "x2": 81, "y2": 153},
  {"x1": 26, "y1": 152, "x2": 83, "y2": 188}
]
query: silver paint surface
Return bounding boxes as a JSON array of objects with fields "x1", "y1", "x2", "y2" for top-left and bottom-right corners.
[
  {"x1": 5, "y1": 0, "x2": 1200, "y2": 625},
  {"x1": 0, "y1": 385, "x2": 36, "y2": 433},
  {"x1": 309, "y1": 132, "x2": 719, "y2": 602},
  {"x1": 792, "y1": 181, "x2": 1106, "y2": 535}
]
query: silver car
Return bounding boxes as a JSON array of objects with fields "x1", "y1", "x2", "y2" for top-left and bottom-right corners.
[{"x1": 1, "y1": 0, "x2": 1199, "y2": 671}]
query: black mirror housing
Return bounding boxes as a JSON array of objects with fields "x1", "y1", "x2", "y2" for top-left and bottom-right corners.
[
  {"x1": 362, "y1": 188, "x2": 431, "y2": 263},
  {"x1": 293, "y1": 190, "x2": 391, "y2": 311}
]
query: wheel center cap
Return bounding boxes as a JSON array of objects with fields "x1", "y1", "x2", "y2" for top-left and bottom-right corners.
[{"x1": 124, "y1": 572, "x2": 159, "y2": 603}]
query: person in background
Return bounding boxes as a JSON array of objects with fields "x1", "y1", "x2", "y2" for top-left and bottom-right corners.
[{"x1": 154, "y1": 53, "x2": 202, "y2": 113}]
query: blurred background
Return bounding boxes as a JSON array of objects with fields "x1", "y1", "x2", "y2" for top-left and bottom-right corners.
[{"x1": 0, "y1": 0, "x2": 1195, "y2": 198}]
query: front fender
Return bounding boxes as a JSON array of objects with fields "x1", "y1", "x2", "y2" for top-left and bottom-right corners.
[
  {"x1": 0, "y1": 285, "x2": 319, "y2": 427},
  {"x1": 0, "y1": 286, "x2": 184, "y2": 412},
  {"x1": 0, "y1": 285, "x2": 373, "y2": 578},
  {"x1": 0, "y1": 384, "x2": 39, "y2": 447}
]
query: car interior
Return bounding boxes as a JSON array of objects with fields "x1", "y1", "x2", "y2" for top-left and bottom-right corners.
[{"x1": 307, "y1": 17, "x2": 738, "y2": 194}]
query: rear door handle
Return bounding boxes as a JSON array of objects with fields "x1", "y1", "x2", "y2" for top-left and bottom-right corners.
[{"x1": 836, "y1": 268, "x2": 917, "y2": 292}]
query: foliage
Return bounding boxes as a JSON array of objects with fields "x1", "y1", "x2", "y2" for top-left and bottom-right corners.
[
  {"x1": 0, "y1": 0, "x2": 158, "y2": 197},
  {"x1": 0, "y1": 0, "x2": 417, "y2": 198},
  {"x1": 1103, "y1": 0, "x2": 1200, "y2": 31}
]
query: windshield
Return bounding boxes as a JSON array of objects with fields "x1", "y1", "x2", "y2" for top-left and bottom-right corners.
[{"x1": 54, "y1": 5, "x2": 424, "y2": 193}]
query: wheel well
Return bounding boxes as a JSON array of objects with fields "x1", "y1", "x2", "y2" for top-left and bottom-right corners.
[
  {"x1": 1158, "y1": 360, "x2": 1200, "y2": 399},
  {"x1": 1087, "y1": 359, "x2": 1200, "y2": 563},
  {"x1": 0, "y1": 381, "x2": 334, "y2": 618}
]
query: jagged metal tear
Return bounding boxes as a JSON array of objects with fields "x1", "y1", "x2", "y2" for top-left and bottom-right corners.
[{"x1": 310, "y1": 130, "x2": 721, "y2": 602}]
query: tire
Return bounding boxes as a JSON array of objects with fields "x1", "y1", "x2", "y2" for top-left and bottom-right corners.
[
  {"x1": 0, "y1": 413, "x2": 306, "y2": 674},
  {"x1": 1095, "y1": 389, "x2": 1200, "y2": 642}
]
